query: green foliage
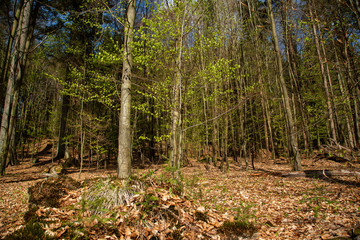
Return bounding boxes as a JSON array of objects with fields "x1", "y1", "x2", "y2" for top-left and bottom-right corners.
[
  {"x1": 139, "y1": 193, "x2": 160, "y2": 214},
  {"x1": 218, "y1": 200, "x2": 257, "y2": 237},
  {"x1": 233, "y1": 201, "x2": 257, "y2": 222},
  {"x1": 154, "y1": 170, "x2": 183, "y2": 196},
  {"x1": 299, "y1": 184, "x2": 340, "y2": 219}
]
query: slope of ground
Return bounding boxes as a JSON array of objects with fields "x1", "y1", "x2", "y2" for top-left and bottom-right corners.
[{"x1": 0, "y1": 146, "x2": 359, "y2": 239}]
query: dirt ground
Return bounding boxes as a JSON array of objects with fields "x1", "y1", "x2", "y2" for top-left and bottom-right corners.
[{"x1": 0, "y1": 146, "x2": 359, "y2": 239}]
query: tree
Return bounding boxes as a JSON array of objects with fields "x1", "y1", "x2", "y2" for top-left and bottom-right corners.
[
  {"x1": 117, "y1": 0, "x2": 136, "y2": 178},
  {"x1": 267, "y1": 0, "x2": 301, "y2": 171},
  {"x1": 0, "y1": 0, "x2": 35, "y2": 175}
]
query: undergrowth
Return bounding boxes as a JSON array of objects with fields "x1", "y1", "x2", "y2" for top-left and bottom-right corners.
[
  {"x1": 218, "y1": 200, "x2": 258, "y2": 238},
  {"x1": 5, "y1": 221, "x2": 54, "y2": 240},
  {"x1": 82, "y1": 177, "x2": 145, "y2": 215}
]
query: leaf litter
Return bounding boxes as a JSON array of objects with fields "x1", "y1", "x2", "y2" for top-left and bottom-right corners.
[{"x1": 0, "y1": 153, "x2": 359, "y2": 239}]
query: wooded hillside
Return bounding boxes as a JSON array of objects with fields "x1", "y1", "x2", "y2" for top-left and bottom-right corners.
[{"x1": 0, "y1": 0, "x2": 360, "y2": 238}]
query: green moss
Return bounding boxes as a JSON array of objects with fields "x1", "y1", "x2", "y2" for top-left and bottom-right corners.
[
  {"x1": 169, "y1": 229, "x2": 182, "y2": 240},
  {"x1": 219, "y1": 219, "x2": 257, "y2": 237},
  {"x1": 195, "y1": 211, "x2": 208, "y2": 222},
  {"x1": 140, "y1": 193, "x2": 160, "y2": 213},
  {"x1": 5, "y1": 222, "x2": 54, "y2": 240},
  {"x1": 23, "y1": 205, "x2": 41, "y2": 223}
]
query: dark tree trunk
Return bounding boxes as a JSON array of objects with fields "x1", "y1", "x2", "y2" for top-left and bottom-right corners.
[
  {"x1": 55, "y1": 94, "x2": 70, "y2": 159},
  {"x1": 0, "y1": 0, "x2": 33, "y2": 175}
]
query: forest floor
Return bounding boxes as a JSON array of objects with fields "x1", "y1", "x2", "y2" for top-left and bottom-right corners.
[{"x1": 0, "y1": 143, "x2": 360, "y2": 239}]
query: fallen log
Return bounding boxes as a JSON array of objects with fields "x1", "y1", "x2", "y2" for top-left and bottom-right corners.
[
  {"x1": 314, "y1": 153, "x2": 351, "y2": 163},
  {"x1": 282, "y1": 169, "x2": 360, "y2": 178}
]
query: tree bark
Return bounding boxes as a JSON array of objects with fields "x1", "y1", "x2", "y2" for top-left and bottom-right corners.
[
  {"x1": 0, "y1": 0, "x2": 33, "y2": 176},
  {"x1": 282, "y1": 169, "x2": 360, "y2": 178},
  {"x1": 343, "y1": 35, "x2": 360, "y2": 148},
  {"x1": 169, "y1": 2, "x2": 185, "y2": 177},
  {"x1": 267, "y1": 0, "x2": 301, "y2": 171},
  {"x1": 117, "y1": 0, "x2": 136, "y2": 179},
  {"x1": 55, "y1": 94, "x2": 70, "y2": 159},
  {"x1": 0, "y1": 0, "x2": 24, "y2": 104},
  {"x1": 281, "y1": 0, "x2": 311, "y2": 153},
  {"x1": 332, "y1": 38, "x2": 355, "y2": 149},
  {"x1": 309, "y1": 1, "x2": 338, "y2": 143}
]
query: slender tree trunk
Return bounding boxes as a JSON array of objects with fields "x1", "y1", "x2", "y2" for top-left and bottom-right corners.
[
  {"x1": 348, "y1": 0, "x2": 360, "y2": 29},
  {"x1": 281, "y1": 0, "x2": 311, "y2": 154},
  {"x1": 332, "y1": 38, "x2": 355, "y2": 148},
  {"x1": 170, "y1": 3, "x2": 185, "y2": 177},
  {"x1": 343, "y1": 34, "x2": 360, "y2": 148},
  {"x1": 319, "y1": 22, "x2": 341, "y2": 144},
  {"x1": 78, "y1": 99, "x2": 84, "y2": 179},
  {"x1": 56, "y1": 94, "x2": 70, "y2": 159},
  {"x1": 199, "y1": 31, "x2": 210, "y2": 166},
  {"x1": 309, "y1": 1, "x2": 338, "y2": 143},
  {"x1": 267, "y1": 0, "x2": 301, "y2": 171},
  {"x1": 117, "y1": 0, "x2": 136, "y2": 178},
  {"x1": 212, "y1": 83, "x2": 219, "y2": 165}
]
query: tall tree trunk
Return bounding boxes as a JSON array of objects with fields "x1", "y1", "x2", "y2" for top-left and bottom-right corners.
[
  {"x1": 281, "y1": 0, "x2": 311, "y2": 153},
  {"x1": 0, "y1": 0, "x2": 24, "y2": 103},
  {"x1": 170, "y1": 3, "x2": 185, "y2": 177},
  {"x1": 0, "y1": 0, "x2": 33, "y2": 176},
  {"x1": 332, "y1": 38, "x2": 355, "y2": 148},
  {"x1": 6, "y1": 1, "x2": 38, "y2": 166},
  {"x1": 199, "y1": 30, "x2": 211, "y2": 165},
  {"x1": 309, "y1": 1, "x2": 338, "y2": 143},
  {"x1": 78, "y1": 98, "x2": 84, "y2": 179},
  {"x1": 342, "y1": 30, "x2": 360, "y2": 148},
  {"x1": 267, "y1": 0, "x2": 301, "y2": 171},
  {"x1": 56, "y1": 94, "x2": 70, "y2": 159},
  {"x1": 117, "y1": 0, "x2": 136, "y2": 179},
  {"x1": 212, "y1": 83, "x2": 219, "y2": 165}
]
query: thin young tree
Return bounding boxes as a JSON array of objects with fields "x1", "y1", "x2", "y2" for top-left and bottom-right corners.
[{"x1": 267, "y1": 0, "x2": 301, "y2": 171}]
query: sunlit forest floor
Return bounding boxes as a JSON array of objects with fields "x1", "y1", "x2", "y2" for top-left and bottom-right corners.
[{"x1": 1, "y1": 141, "x2": 360, "y2": 239}]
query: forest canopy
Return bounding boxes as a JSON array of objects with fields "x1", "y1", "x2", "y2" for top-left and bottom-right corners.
[{"x1": 0, "y1": 0, "x2": 360, "y2": 176}]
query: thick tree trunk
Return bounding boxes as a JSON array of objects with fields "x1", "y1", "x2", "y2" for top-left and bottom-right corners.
[
  {"x1": 0, "y1": 0, "x2": 24, "y2": 103},
  {"x1": 267, "y1": 0, "x2": 301, "y2": 171},
  {"x1": 117, "y1": 0, "x2": 136, "y2": 179},
  {"x1": 0, "y1": 0, "x2": 33, "y2": 176},
  {"x1": 6, "y1": 1, "x2": 38, "y2": 166}
]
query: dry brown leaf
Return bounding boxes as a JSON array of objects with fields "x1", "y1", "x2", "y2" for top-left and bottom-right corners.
[{"x1": 56, "y1": 225, "x2": 69, "y2": 238}]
